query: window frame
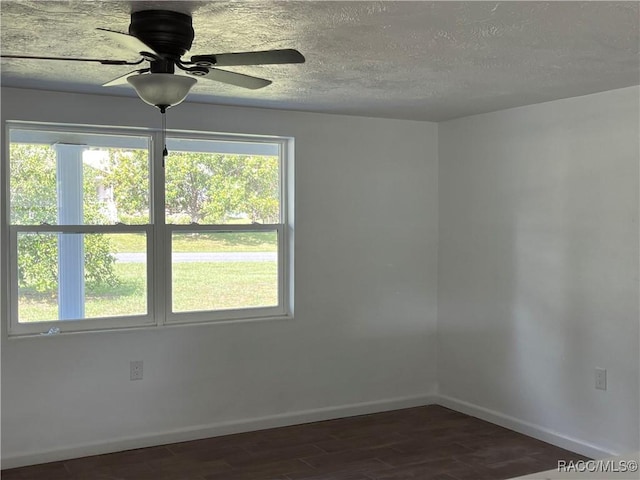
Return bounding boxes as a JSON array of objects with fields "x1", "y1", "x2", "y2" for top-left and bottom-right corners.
[
  {"x1": 164, "y1": 224, "x2": 286, "y2": 325},
  {"x1": 8, "y1": 224, "x2": 156, "y2": 336},
  {"x1": 3, "y1": 121, "x2": 293, "y2": 337},
  {"x1": 160, "y1": 132, "x2": 291, "y2": 326}
]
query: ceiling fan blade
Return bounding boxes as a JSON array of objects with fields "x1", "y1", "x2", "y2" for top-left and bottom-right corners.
[
  {"x1": 97, "y1": 28, "x2": 159, "y2": 60},
  {"x1": 191, "y1": 49, "x2": 305, "y2": 67},
  {"x1": 0, "y1": 54, "x2": 142, "y2": 65},
  {"x1": 103, "y1": 68, "x2": 150, "y2": 87},
  {"x1": 195, "y1": 68, "x2": 272, "y2": 89}
]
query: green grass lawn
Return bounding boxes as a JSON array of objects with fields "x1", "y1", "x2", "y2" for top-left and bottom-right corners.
[
  {"x1": 18, "y1": 260, "x2": 277, "y2": 322},
  {"x1": 172, "y1": 261, "x2": 277, "y2": 312},
  {"x1": 106, "y1": 231, "x2": 277, "y2": 253}
]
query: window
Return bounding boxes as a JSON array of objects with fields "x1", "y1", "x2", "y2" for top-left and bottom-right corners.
[{"x1": 4, "y1": 123, "x2": 292, "y2": 336}]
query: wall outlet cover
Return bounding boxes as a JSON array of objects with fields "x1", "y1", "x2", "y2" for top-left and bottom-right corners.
[
  {"x1": 130, "y1": 360, "x2": 143, "y2": 381},
  {"x1": 595, "y1": 368, "x2": 606, "y2": 391}
]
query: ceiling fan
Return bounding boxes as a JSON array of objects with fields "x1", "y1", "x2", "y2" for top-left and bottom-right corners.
[{"x1": 1, "y1": 9, "x2": 306, "y2": 111}]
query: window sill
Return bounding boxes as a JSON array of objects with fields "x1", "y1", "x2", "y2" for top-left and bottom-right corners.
[{"x1": 6, "y1": 313, "x2": 295, "y2": 340}]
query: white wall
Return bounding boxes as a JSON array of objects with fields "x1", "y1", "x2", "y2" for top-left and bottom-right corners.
[
  {"x1": 438, "y1": 86, "x2": 640, "y2": 457},
  {"x1": 0, "y1": 88, "x2": 439, "y2": 467},
  {"x1": 4, "y1": 84, "x2": 637, "y2": 468}
]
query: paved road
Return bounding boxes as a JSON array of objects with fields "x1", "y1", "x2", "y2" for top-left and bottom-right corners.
[{"x1": 114, "y1": 252, "x2": 276, "y2": 263}]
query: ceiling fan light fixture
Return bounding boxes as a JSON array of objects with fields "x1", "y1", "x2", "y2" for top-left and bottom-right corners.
[{"x1": 127, "y1": 73, "x2": 196, "y2": 110}]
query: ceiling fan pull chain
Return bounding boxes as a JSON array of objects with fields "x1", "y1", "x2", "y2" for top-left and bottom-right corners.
[{"x1": 161, "y1": 107, "x2": 168, "y2": 166}]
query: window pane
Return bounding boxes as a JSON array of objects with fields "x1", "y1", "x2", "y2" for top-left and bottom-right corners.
[
  {"x1": 171, "y1": 231, "x2": 278, "y2": 312},
  {"x1": 10, "y1": 129, "x2": 150, "y2": 225},
  {"x1": 165, "y1": 138, "x2": 280, "y2": 225},
  {"x1": 17, "y1": 232, "x2": 147, "y2": 322}
]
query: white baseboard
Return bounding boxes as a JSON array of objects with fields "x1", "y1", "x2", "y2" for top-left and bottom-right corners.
[
  {"x1": 1, "y1": 393, "x2": 437, "y2": 470},
  {"x1": 3, "y1": 393, "x2": 619, "y2": 470},
  {"x1": 437, "y1": 394, "x2": 618, "y2": 459}
]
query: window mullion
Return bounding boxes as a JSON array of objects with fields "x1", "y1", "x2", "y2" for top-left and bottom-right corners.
[
  {"x1": 151, "y1": 130, "x2": 167, "y2": 326},
  {"x1": 277, "y1": 224, "x2": 286, "y2": 313},
  {"x1": 168, "y1": 223, "x2": 281, "y2": 232},
  {"x1": 8, "y1": 227, "x2": 19, "y2": 335}
]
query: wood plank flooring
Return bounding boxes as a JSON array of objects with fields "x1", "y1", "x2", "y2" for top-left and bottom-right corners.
[{"x1": 1, "y1": 405, "x2": 589, "y2": 480}]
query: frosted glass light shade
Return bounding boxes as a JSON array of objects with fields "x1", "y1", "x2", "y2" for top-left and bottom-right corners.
[{"x1": 127, "y1": 74, "x2": 197, "y2": 109}]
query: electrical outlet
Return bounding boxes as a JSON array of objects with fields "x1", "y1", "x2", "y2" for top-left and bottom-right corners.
[
  {"x1": 595, "y1": 368, "x2": 606, "y2": 390},
  {"x1": 130, "y1": 360, "x2": 143, "y2": 381}
]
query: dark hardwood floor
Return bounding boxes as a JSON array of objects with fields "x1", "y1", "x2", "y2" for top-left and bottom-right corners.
[{"x1": 1, "y1": 405, "x2": 589, "y2": 480}]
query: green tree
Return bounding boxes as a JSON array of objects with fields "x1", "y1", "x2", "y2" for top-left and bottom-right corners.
[
  {"x1": 163, "y1": 151, "x2": 280, "y2": 224},
  {"x1": 235, "y1": 155, "x2": 279, "y2": 223},
  {"x1": 104, "y1": 149, "x2": 149, "y2": 223},
  {"x1": 165, "y1": 151, "x2": 215, "y2": 223},
  {"x1": 10, "y1": 144, "x2": 117, "y2": 293},
  {"x1": 10, "y1": 144, "x2": 57, "y2": 225}
]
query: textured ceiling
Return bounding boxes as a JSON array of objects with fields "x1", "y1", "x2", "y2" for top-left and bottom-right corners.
[{"x1": 1, "y1": 1, "x2": 638, "y2": 121}]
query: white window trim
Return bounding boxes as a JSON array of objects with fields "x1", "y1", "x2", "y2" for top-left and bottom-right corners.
[{"x1": 3, "y1": 121, "x2": 294, "y2": 337}]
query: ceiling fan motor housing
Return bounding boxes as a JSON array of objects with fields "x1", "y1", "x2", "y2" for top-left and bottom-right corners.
[{"x1": 129, "y1": 10, "x2": 194, "y2": 59}]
